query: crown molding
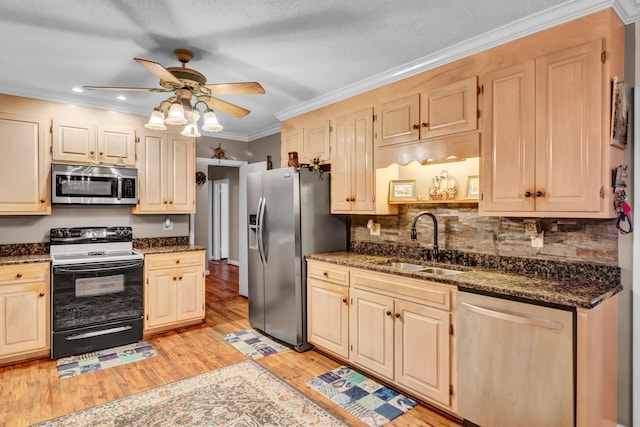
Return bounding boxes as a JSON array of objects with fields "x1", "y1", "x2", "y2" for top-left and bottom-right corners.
[{"x1": 276, "y1": 0, "x2": 637, "y2": 122}]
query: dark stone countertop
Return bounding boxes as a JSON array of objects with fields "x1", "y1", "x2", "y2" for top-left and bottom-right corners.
[
  {"x1": 306, "y1": 251, "x2": 622, "y2": 309},
  {"x1": 134, "y1": 245, "x2": 207, "y2": 255}
]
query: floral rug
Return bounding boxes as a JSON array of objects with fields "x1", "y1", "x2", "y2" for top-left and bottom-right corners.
[
  {"x1": 36, "y1": 359, "x2": 348, "y2": 426},
  {"x1": 306, "y1": 365, "x2": 417, "y2": 427},
  {"x1": 56, "y1": 341, "x2": 156, "y2": 379},
  {"x1": 222, "y1": 328, "x2": 290, "y2": 359}
]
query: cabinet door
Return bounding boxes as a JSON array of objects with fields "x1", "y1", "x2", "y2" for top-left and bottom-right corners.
[
  {"x1": 379, "y1": 94, "x2": 420, "y2": 147},
  {"x1": 281, "y1": 128, "x2": 302, "y2": 168},
  {"x1": 302, "y1": 121, "x2": 330, "y2": 164},
  {"x1": 350, "y1": 288, "x2": 394, "y2": 380},
  {"x1": 52, "y1": 121, "x2": 96, "y2": 163},
  {"x1": 480, "y1": 61, "x2": 536, "y2": 213},
  {"x1": 97, "y1": 125, "x2": 136, "y2": 166},
  {"x1": 421, "y1": 76, "x2": 478, "y2": 139},
  {"x1": 535, "y1": 39, "x2": 602, "y2": 213},
  {"x1": 330, "y1": 115, "x2": 352, "y2": 212},
  {"x1": 0, "y1": 281, "x2": 48, "y2": 357},
  {"x1": 168, "y1": 136, "x2": 195, "y2": 213},
  {"x1": 134, "y1": 133, "x2": 168, "y2": 213},
  {"x1": 350, "y1": 108, "x2": 375, "y2": 212},
  {"x1": 307, "y1": 278, "x2": 349, "y2": 358},
  {"x1": 146, "y1": 268, "x2": 178, "y2": 328},
  {"x1": 394, "y1": 299, "x2": 451, "y2": 406},
  {"x1": 176, "y1": 266, "x2": 205, "y2": 321},
  {"x1": 0, "y1": 113, "x2": 50, "y2": 214}
]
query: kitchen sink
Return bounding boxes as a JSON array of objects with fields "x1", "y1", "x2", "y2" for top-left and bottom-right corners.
[{"x1": 382, "y1": 262, "x2": 465, "y2": 276}]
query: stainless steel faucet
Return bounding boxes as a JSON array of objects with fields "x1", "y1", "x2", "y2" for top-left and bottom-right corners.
[{"x1": 410, "y1": 211, "x2": 439, "y2": 262}]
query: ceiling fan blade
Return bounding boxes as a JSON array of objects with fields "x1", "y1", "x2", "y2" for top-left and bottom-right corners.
[
  {"x1": 134, "y1": 58, "x2": 182, "y2": 85},
  {"x1": 201, "y1": 96, "x2": 250, "y2": 118},
  {"x1": 83, "y1": 86, "x2": 171, "y2": 92},
  {"x1": 203, "y1": 82, "x2": 265, "y2": 95}
]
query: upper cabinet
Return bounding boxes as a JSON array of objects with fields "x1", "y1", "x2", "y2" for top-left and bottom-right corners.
[
  {"x1": 0, "y1": 113, "x2": 50, "y2": 215},
  {"x1": 52, "y1": 120, "x2": 136, "y2": 166},
  {"x1": 480, "y1": 39, "x2": 616, "y2": 218},
  {"x1": 132, "y1": 132, "x2": 195, "y2": 214},
  {"x1": 378, "y1": 76, "x2": 478, "y2": 148},
  {"x1": 280, "y1": 120, "x2": 330, "y2": 167}
]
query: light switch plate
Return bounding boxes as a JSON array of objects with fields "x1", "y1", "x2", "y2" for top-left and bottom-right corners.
[
  {"x1": 370, "y1": 223, "x2": 381, "y2": 236},
  {"x1": 163, "y1": 218, "x2": 173, "y2": 231}
]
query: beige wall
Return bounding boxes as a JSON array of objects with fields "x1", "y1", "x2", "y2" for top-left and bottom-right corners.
[{"x1": 248, "y1": 133, "x2": 281, "y2": 166}]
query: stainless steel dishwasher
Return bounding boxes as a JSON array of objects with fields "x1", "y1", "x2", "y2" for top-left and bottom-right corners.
[{"x1": 456, "y1": 291, "x2": 575, "y2": 427}]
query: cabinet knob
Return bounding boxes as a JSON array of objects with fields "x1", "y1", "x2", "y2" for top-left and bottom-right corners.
[
  {"x1": 345, "y1": 197, "x2": 350, "y2": 202},
  {"x1": 350, "y1": 197, "x2": 355, "y2": 202},
  {"x1": 421, "y1": 122, "x2": 429, "y2": 128},
  {"x1": 164, "y1": 200, "x2": 168, "y2": 204},
  {"x1": 176, "y1": 260, "x2": 180, "y2": 264},
  {"x1": 323, "y1": 271, "x2": 328, "y2": 277},
  {"x1": 342, "y1": 298, "x2": 347, "y2": 303},
  {"x1": 412, "y1": 124, "x2": 420, "y2": 130},
  {"x1": 178, "y1": 276, "x2": 182, "y2": 280},
  {"x1": 386, "y1": 310, "x2": 392, "y2": 316},
  {"x1": 169, "y1": 200, "x2": 173, "y2": 204},
  {"x1": 173, "y1": 277, "x2": 177, "y2": 281},
  {"x1": 16, "y1": 273, "x2": 22, "y2": 278},
  {"x1": 99, "y1": 152, "x2": 104, "y2": 156},
  {"x1": 90, "y1": 151, "x2": 95, "y2": 155},
  {"x1": 39, "y1": 292, "x2": 45, "y2": 297},
  {"x1": 395, "y1": 313, "x2": 400, "y2": 319},
  {"x1": 536, "y1": 191, "x2": 544, "y2": 198},
  {"x1": 524, "y1": 191, "x2": 532, "y2": 198}
]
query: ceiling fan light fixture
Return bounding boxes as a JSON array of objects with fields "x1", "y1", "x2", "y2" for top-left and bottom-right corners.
[
  {"x1": 165, "y1": 100, "x2": 187, "y2": 125},
  {"x1": 144, "y1": 108, "x2": 167, "y2": 130},
  {"x1": 202, "y1": 109, "x2": 223, "y2": 132},
  {"x1": 181, "y1": 123, "x2": 201, "y2": 138}
]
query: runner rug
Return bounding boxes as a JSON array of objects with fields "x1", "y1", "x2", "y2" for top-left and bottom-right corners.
[
  {"x1": 222, "y1": 328, "x2": 289, "y2": 359},
  {"x1": 306, "y1": 365, "x2": 417, "y2": 427},
  {"x1": 36, "y1": 359, "x2": 348, "y2": 426},
  {"x1": 56, "y1": 341, "x2": 156, "y2": 379}
]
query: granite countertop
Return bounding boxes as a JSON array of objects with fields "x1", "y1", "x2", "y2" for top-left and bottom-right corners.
[
  {"x1": 306, "y1": 251, "x2": 622, "y2": 309},
  {"x1": 0, "y1": 254, "x2": 51, "y2": 266},
  {"x1": 134, "y1": 244, "x2": 207, "y2": 255}
]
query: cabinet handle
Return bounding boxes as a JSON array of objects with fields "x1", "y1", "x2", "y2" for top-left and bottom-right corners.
[
  {"x1": 412, "y1": 124, "x2": 419, "y2": 130},
  {"x1": 40, "y1": 199, "x2": 45, "y2": 203},
  {"x1": 386, "y1": 310, "x2": 392, "y2": 316},
  {"x1": 395, "y1": 313, "x2": 400, "y2": 319},
  {"x1": 524, "y1": 191, "x2": 532, "y2": 198},
  {"x1": 421, "y1": 122, "x2": 429, "y2": 128},
  {"x1": 39, "y1": 292, "x2": 45, "y2": 297},
  {"x1": 323, "y1": 271, "x2": 328, "y2": 277},
  {"x1": 536, "y1": 191, "x2": 544, "y2": 198},
  {"x1": 90, "y1": 151, "x2": 95, "y2": 155},
  {"x1": 16, "y1": 273, "x2": 22, "y2": 278},
  {"x1": 342, "y1": 298, "x2": 347, "y2": 303},
  {"x1": 99, "y1": 152, "x2": 103, "y2": 157}
]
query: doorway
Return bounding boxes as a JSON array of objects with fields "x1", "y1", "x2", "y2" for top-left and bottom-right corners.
[{"x1": 212, "y1": 179, "x2": 229, "y2": 260}]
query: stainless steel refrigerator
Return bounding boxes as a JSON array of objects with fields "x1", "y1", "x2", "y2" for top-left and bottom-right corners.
[{"x1": 247, "y1": 167, "x2": 346, "y2": 351}]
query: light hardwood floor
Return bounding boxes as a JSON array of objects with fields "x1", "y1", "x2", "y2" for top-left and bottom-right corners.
[{"x1": 0, "y1": 260, "x2": 460, "y2": 427}]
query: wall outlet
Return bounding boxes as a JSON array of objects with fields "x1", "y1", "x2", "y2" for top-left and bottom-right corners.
[
  {"x1": 531, "y1": 232, "x2": 544, "y2": 248},
  {"x1": 163, "y1": 218, "x2": 173, "y2": 231},
  {"x1": 370, "y1": 223, "x2": 381, "y2": 236}
]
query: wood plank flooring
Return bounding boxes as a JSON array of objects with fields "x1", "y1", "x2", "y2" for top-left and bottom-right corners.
[{"x1": 0, "y1": 260, "x2": 460, "y2": 427}]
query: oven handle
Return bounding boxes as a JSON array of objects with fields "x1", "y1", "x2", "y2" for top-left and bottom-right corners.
[
  {"x1": 65, "y1": 325, "x2": 133, "y2": 341},
  {"x1": 53, "y1": 260, "x2": 144, "y2": 274}
]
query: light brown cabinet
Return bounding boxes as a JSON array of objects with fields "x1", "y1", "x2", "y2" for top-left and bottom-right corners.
[
  {"x1": 480, "y1": 39, "x2": 613, "y2": 217},
  {"x1": 133, "y1": 132, "x2": 195, "y2": 214},
  {"x1": 0, "y1": 262, "x2": 50, "y2": 363},
  {"x1": 280, "y1": 120, "x2": 330, "y2": 167},
  {"x1": 144, "y1": 251, "x2": 205, "y2": 335},
  {"x1": 52, "y1": 120, "x2": 136, "y2": 166},
  {"x1": 378, "y1": 76, "x2": 478, "y2": 147},
  {"x1": 0, "y1": 113, "x2": 50, "y2": 215}
]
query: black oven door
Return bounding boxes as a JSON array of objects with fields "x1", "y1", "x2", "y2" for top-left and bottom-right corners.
[{"x1": 51, "y1": 259, "x2": 144, "y2": 358}]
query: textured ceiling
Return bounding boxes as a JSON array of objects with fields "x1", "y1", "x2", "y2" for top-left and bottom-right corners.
[{"x1": 0, "y1": 1, "x2": 637, "y2": 141}]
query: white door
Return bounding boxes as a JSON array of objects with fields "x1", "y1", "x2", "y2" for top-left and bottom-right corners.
[{"x1": 213, "y1": 179, "x2": 229, "y2": 260}]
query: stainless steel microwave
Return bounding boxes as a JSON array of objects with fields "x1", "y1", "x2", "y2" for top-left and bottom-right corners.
[{"x1": 51, "y1": 163, "x2": 138, "y2": 205}]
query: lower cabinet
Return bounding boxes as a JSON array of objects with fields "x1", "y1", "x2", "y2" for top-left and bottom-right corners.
[
  {"x1": 307, "y1": 260, "x2": 456, "y2": 412},
  {"x1": 144, "y1": 251, "x2": 205, "y2": 335},
  {"x1": 0, "y1": 262, "x2": 50, "y2": 363}
]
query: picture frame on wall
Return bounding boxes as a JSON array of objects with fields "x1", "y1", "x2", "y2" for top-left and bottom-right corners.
[
  {"x1": 465, "y1": 175, "x2": 480, "y2": 200},
  {"x1": 389, "y1": 180, "x2": 416, "y2": 202},
  {"x1": 610, "y1": 76, "x2": 629, "y2": 149}
]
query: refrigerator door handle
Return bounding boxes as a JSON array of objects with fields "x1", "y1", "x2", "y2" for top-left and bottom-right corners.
[{"x1": 257, "y1": 196, "x2": 266, "y2": 265}]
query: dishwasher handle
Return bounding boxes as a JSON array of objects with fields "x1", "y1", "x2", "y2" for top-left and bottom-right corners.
[{"x1": 460, "y1": 301, "x2": 564, "y2": 330}]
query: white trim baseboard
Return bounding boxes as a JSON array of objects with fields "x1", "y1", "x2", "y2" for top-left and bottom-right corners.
[{"x1": 227, "y1": 259, "x2": 239, "y2": 267}]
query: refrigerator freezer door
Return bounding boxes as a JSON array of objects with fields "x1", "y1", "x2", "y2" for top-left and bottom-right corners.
[{"x1": 247, "y1": 171, "x2": 265, "y2": 331}]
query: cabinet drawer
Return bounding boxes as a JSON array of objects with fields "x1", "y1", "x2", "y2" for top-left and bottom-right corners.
[
  {"x1": 145, "y1": 251, "x2": 204, "y2": 270},
  {"x1": 351, "y1": 268, "x2": 452, "y2": 311},
  {"x1": 307, "y1": 261, "x2": 349, "y2": 286},
  {"x1": 0, "y1": 262, "x2": 49, "y2": 285}
]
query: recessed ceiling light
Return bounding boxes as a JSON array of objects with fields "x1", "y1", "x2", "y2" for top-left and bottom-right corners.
[
  {"x1": 117, "y1": 95, "x2": 127, "y2": 101},
  {"x1": 72, "y1": 87, "x2": 83, "y2": 93}
]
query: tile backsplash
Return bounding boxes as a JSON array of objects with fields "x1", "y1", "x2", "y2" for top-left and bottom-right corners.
[{"x1": 351, "y1": 204, "x2": 618, "y2": 266}]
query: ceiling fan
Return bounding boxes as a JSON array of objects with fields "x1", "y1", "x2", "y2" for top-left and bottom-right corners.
[{"x1": 84, "y1": 48, "x2": 264, "y2": 128}]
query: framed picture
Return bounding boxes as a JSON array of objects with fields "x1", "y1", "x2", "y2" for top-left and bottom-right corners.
[
  {"x1": 389, "y1": 180, "x2": 416, "y2": 202},
  {"x1": 610, "y1": 76, "x2": 629, "y2": 149},
  {"x1": 465, "y1": 175, "x2": 480, "y2": 200}
]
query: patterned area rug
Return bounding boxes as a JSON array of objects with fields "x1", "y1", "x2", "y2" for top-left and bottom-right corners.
[
  {"x1": 56, "y1": 342, "x2": 156, "y2": 379},
  {"x1": 36, "y1": 359, "x2": 348, "y2": 426},
  {"x1": 306, "y1": 366, "x2": 417, "y2": 427},
  {"x1": 222, "y1": 328, "x2": 290, "y2": 359}
]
